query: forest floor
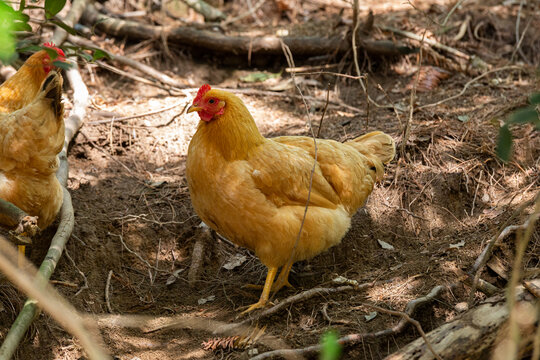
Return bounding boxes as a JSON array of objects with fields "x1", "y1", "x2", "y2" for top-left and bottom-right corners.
[{"x1": 0, "y1": 0, "x2": 539, "y2": 359}]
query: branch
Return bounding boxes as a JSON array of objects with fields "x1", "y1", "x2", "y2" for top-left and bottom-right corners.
[
  {"x1": 386, "y1": 280, "x2": 539, "y2": 360},
  {"x1": 57, "y1": 63, "x2": 88, "y2": 187},
  {"x1": 67, "y1": 35, "x2": 186, "y2": 90},
  {"x1": 51, "y1": 0, "x2": 88, "y2": 46},
  {"x1": 82, "y1": 3, "x2": 415, "y2": 58},
  {"x1": 251, "y1": 285, "x2": 446, "y2": 360}
]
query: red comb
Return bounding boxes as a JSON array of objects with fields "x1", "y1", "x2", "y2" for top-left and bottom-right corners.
[
  {"x1": 194, "y1": 84, "x2": 211, "y2": 103},
  {"x1": 43, "y1": 42, "x2": 66, "y2": 58}
]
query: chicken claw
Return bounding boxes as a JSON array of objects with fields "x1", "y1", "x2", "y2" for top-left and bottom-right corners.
[{"x1": 240, "y1": 266, "x2": 278, "y2": 314}]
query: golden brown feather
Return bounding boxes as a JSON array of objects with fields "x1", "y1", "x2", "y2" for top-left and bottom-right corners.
[
  {"x1": 186, "y1": 86, "x2": 395, "y2": 312},
  {"x1": 0, "y1": 71, "x2": 65, "y2": 229}
]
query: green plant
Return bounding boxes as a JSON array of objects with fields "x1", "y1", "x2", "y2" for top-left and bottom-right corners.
[
  {"x1": 497, "y1": 92, "x2": 540, "y2": 162},
  {"x1": 320, "y1": 330, "x2": 342, "y2": 360}
]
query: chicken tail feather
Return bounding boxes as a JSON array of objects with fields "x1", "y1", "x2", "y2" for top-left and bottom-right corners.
[
  {"x1": 347, "y1": 131, "x2": 395, "y2": 181},
  {"x1": 41, "y1": 71, "x2": 64, "y2": 120}
]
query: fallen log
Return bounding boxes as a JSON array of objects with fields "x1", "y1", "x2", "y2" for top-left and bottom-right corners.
[
  {"x1": 385, "y1": 279, "x2": 539, "y2": 360},
  {"x1": 81, "y1": 3, "x2": 415, "y2": 58}
]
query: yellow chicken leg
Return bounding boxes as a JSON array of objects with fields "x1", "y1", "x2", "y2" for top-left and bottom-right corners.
[
  {"x1": 241, "y1": 266, "x2": 278, "y2": 314},
  {"x1": 18, "y1": 245, "x2": 25, "y2": 267},
  {"x1": 272, "y1": 261, "x2": 294, "y2": 293}
]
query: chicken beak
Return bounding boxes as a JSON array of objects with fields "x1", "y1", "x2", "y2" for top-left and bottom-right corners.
[{"x1": 187, "y1": 105, "x2": 202, "y2": 114}]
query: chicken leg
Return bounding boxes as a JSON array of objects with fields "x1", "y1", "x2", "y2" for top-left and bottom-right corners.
[
  {"x1": 271, "y1": 261, "x2": 294, "y2": 293},
  {"x1": 241, "y1": 266, "x2": 278, "y2": 314}
]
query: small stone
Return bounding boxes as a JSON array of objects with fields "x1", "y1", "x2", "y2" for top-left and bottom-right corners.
[{"x1": 455, "y1": 302, "x2": 469, "y2": 313}]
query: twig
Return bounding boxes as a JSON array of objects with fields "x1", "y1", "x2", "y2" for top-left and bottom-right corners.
[
  {"x1": 316, "y1": 85, "x2": 330, "y2": 138},
  {"x1": 379, "y1": 24, "x2": 471, "y2": 60},
  {"x1": 441, "y1": 0, "x2": 467, "y2": 26},
  {"x1": 109, "y1": 232, "x2": 169, "y2": 273},
  {"x1": 503, "y1": 194, "x2": 540, "y2": 359},
  {"x1": 67, "y1": 35, "x2": 186, "y2": 90},
  {"x1": 351, "y1": 2, "x2": 388, "y2": 111},
  {"x1": 401, "y1": 29, "x2": 426, "y2": 158},
  {"x1": 468, "y1": 192, "x2": 539, "y2": 306},
  {"x1": 80, "y1": 131, "x2": 134, "y2": 174},
  {"x1": 95, "y1": 60, "x2": 173, "y2": 92},
  {"x1": 64, "y1": 248, "x2": 89, "y2": 296},
  {"x1": 89, "y1": 100, "x2": 188, "y2": 125},
  {"x1": 244, "y1": 285, "x2": 360, "y2": 325},
  {"x1": 359, "y1": 302, "x2": 442, "y2": 360},
  {"x1": 251, "y1": 285, "x2": 446, "y2": 360},
  {"x1": 417, "y1": 65, "x2": 522, "y2": 110},
  {"x1": 273, "y1": 40, "x2": 317, "y2": 295},
  {"x1": 512, "y1": 0, "x2": 529, "y2": 64},
  {"x1": 452, "y1": 14, "x2": 471, "y2": 42},
  {"x1": 105, "y1": 270, "x2": 113, "y2": 313}
]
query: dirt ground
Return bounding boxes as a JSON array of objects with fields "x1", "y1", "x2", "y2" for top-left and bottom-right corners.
[{"x1": 1, "y1": 0, "x2": 539, "y2": 359}]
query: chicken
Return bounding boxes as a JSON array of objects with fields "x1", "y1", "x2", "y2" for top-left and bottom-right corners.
[
  {"x1": 0, "y1": 42, "x2": 66, "y2": 114},
  {"x1": 0, "y1": 70, "x2": 65, "y2": 230},
  {"x1": 186, "y1": 84, "x2": 395, "y2": 312}
]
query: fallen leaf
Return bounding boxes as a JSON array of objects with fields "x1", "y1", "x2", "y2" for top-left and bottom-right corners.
[
  {"x1": 166, "y1": 268, "x2": 185, "y2": 285},
  {"x1": 198, "y1": 295, "x2": 216, "y2": 305},
  {"x1": 240, "y1": 72, "x2": 281, "y2": 83},
  {"x1": 448, "y1": 240, "x2": 465, "y2": 249},
  {"x1": 222, "y1": 254, "x2": 247, "y2": 270},
  {"x1": 364, "y1": 311, "x2": 377, "y2": 322},
  {"x1": 377, "y1": 239, "x2": 395, "y2": 250}
]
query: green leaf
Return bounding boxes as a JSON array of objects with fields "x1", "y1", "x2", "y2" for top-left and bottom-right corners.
[
  {"x1": 320, "y1": 330, "x2": 341, "y2": 360},
  {"x1": 507, "y1": 106, "x2": 539, "y2": 125},
  {"x1": 0, "y1": 0, "x2": 17, "y2": 63},
  {"x1": 43, "y1": 46, "x2": 60, "y2": 59},
  {"x1": 52, "y1": 60, "x2": 73, "y2": 70},
  {"x1": 12, "y1": 21, "x2": 32, "y2": 32},
  {"x1": 17, "y1": 44, "x2": 43, "y2": 53},
  {"x1": 44, "y1": 0, "x2": 66, "y2": 18},
  {"x1": 457, "y1": 115, "x2": 469, "y2": 122},
  {"x1": 240, "y1": 71, "x2": 281, "y2": 83},
  {"x1": 78, "y1": 52, "x2": 93, "y2": 62},
  {"x1": 92, "y1": 49, "x2": 110, "y2": 61},
  {"x1": 496, "y1": 124, "x2": 512, "y2": 162},
  {"x1": 529, "y1": 92, "x2": 540, "y2": 105}
]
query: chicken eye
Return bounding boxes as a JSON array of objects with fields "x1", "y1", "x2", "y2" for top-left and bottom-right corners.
[{"x1": 209, "y1": 99, "x2": 215, "y2": 104}]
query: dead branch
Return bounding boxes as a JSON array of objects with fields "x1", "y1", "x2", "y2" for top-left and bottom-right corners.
[
  {"x1": 251, "y1": 284, "x2": 446, "y2": 360},
  {"x1": 468, "y1": 193, "x2": 540, "y2": 305},
  {"x1": 89, "y1": 100, "x2": 188, "y2": 125},
  {"x1": 57, "y1": 63, "x2": 88, "y2": 187},
  {"x1": 385, "y1": 280, "x2": 539, "y2": 360},
  {"x1": 183, "y1": 0, "x2": 226, "y2": 21},
  {"x1": 0, "y1": 199, "x2": 39, "y2": 236},
  {"x1": 51, "y1": 0, "x2": 88, "y2": 46},
  {"x1": 188, "y1": 223, "x2": 211, "y2": 285},
  {"x1": 67, "y1": 35, "x2": 187, "y2": 90},
  {"x1": 82, "y1": 3, "x2": 415, "y2": 58}
]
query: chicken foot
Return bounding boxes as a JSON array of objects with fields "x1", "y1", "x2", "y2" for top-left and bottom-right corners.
[{"x1": 241, "y1": 266, "x2": 278, "y2": 314}]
